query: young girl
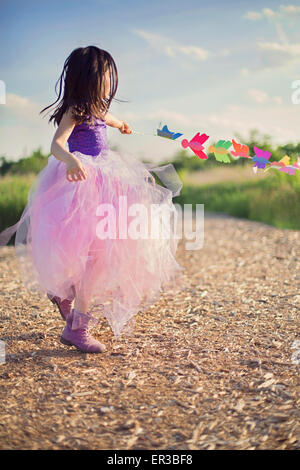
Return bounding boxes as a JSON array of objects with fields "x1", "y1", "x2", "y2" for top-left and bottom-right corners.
[{"x1": 0, "y1": 46, "x2": 185, "y2": 353}]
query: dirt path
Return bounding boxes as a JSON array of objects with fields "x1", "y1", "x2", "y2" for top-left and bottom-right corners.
[{"x1": 0, "y1": 213, "x2": 299, "y2": 450}]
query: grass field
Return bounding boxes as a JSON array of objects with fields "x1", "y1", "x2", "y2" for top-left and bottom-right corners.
[
  {"x1": 176, "y1": 166, "x2": 300, "y2": 230},
  {"x1": 0, "y1": 160, "x2": 300, "y2": 237},
  {"x1": 180, "y1": 165, "x2": 267, "y2": 186},
  {"x1": 0, "y1": 174, "x2": 35, "y2": 232}
]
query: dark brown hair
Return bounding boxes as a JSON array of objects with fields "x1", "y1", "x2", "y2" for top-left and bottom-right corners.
[{"x1": 40, "y1": 46, "x2": 125, "y2": 126}]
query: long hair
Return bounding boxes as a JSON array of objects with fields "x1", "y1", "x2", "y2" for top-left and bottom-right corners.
[{"x1": 40, "y1": 46, "x2": 126, "y2": 126}]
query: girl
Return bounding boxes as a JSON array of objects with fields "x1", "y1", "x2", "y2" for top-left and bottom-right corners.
[{"x1": 0, "y1": 46, "x2": 185, "y2": 353}]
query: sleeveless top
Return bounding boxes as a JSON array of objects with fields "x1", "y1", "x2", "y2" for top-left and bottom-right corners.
[{"x1": 67, "y1": 115, "x2": 109, "y2": 157}]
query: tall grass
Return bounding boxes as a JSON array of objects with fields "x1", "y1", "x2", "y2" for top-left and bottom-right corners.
[
  {"x1": 1, "y1": 130, "x2": 300, "y2": 236},
  {"x1": 176, "y1": 169, "x2": 300, "y2": 230},
  {"x1": 0, "y1": 175, "x2": 33, "y2": 233}
]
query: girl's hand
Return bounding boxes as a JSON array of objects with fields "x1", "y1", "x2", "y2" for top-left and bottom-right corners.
[
  {"x1": 66, "y1": 156, "x2": 87, "y2": 182},
  {"x1": 119, "y1": 121, "x2": 132, "y2": 134}
]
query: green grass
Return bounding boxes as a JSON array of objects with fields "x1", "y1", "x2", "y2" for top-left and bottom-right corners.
[
  {"x1": 0, "y1": 175, "x2": 34, "y2": 234},
  {"x1": 1, "y1": 133, "x2": 300, "y2": 239},
  {"x1": 175, "y1": 169, "x2": 300, "y2": 230},
  {"x1": 1, "y1": 170, "x2": 300, "y2": 243}
]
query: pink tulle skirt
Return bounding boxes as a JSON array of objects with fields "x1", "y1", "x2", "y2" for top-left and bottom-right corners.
[{"x1": 0, "y1": 149, "x2": 186, "y2": 336}]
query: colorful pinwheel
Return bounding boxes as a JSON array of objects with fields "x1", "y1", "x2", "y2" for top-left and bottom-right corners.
[
  {"x1": 209, "y1": 140, "x2": 232, "y2": 163},
  {"x1": 157, "y1": 124, "x2": 183, "y2": 140},
  {"x1": 181, "y1": 132, "x2": 210, "y2": 159},
  {"x1": 231, "y1": 139, "x2": 250, "y2": 159}
]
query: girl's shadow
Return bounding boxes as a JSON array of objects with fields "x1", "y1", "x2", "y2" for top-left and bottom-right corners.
[
  {"x1": 4, "y1": 347, "x2": 86, "y2": 362},
  {"x1": 1, "y1": 331, "x2": 97, "y2": 362}
]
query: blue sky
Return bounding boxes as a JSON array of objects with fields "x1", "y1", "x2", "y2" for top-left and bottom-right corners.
[{"x1": 1, "y1": 0, "x2": 300, "y2": 162}]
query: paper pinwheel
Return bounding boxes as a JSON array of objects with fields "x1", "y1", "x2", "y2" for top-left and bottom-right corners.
[
  {"x1": 132, "y1": 123, "x2": 300, "y2": 177},
  {"x1": 252, "y1": 146, "x2": 272, "y2": 170},
  {"x1": 291, "y1": 158, "x2": 300, "y2": 171},
  {"x1": 209, "y1": 140, "x2": 232, "y2": 163},
  {"x1": 157, "y1": 124, "x2": 183, "y2": 140},
  {"x1": 181, "y1": 132, "x2": 210, "y2": 159},
  {"x1": 266, "y1": 155, "x2": 300, "y2": 175},
  {"x1": 286, "y1": 158, "x2": 300, "y2": 175},
  {"x1": 231, "y1": 139, "x2": 250, "y2": 159},
  {"x1": 281, "y1": 165, "x2": 299, "y2": 175},
  {"x1": 265, "y1": 155, "x2": 290, "y2": 173}
]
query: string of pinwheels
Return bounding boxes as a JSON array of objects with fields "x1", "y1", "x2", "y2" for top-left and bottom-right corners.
[{"x1": 131, "y1": 123, "x2": 300, "y2": 176}]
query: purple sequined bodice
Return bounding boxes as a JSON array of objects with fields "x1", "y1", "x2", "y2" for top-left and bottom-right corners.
[{"x1": 67, "y1": 116, "x2": 108, "y2": 157}]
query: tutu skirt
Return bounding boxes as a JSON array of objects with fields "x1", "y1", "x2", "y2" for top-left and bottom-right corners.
[{"x1": 0, "y1": 149, "x2": 186, "y2": 336}]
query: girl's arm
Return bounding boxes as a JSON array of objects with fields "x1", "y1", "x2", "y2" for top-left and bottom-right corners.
[
  {"x1": 103, "y1": 112, "x2": 132, "y2": 134},
  {"x1": 50, "y1": 108, "x2": 87, "y2": 182},
  {"x1": 103, "y1": 112, "x2": 122, "y2": 128}
]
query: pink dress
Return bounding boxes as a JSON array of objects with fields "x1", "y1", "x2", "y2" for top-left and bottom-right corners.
[{"x1": 0, "y1": 115, "x2": 186, "y2": 336}]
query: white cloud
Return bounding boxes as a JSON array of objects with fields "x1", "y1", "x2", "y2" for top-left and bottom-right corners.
[
  {"x1": 1, "y1": 93, "x2": 297, "y2": 164},
  {"x1": 146, "y1": 110, "x2": 192, "y2": 127},
  {"x1": 262, "y1": 7, "x2": 276, "y2": 18},
  {"x1": 165, "y1": 45, "x2": 176, "y2": 58},
  {"x1": 243, "y1": 4, "x2": 300, "y2": 68},
  {"x1": 0, "y1": 93, "x2": 54, "y2": 159},
  {"x1": 274, "y1": 21, "x2": 289, "y2": 44},
  {"x1": 258, "y1": 41, "x2": 300, "y2": 55},
  {"x1": 240, "y1": 68, "x2": 249, "y2": 77},
  {"x1": 7, "y1": 93, "x2": 31, "y2": 108},
  {"x1": 257, "y1": 41, "x2": 300, "y2": 68},
  {"x1": 244, "y1": 11, "x2": 262, "y2": 20},
  {"x1": 132, "y1": 29, "x2": 233, "y2": 63},
  {"x1": 244, "y1": 4, "x2": 300, "y2": 20},
  {"x1": 137, "y1": 104, "x2": 300, "y2": 146},
  {"x1": 5, "y1": 92, "x2": 41, "y2": 119},
  {"x1": 177, "y1": 45, "x2": 209, "y2": 61},
  {"x1": 248, "y1": 89, "x2": 283, "y2": 105},
  {"x1": 118, "y1": 111, "x2": 137, "y2": 121},
  {"x1": 279, "y1": 4, "x2": 300, "y2": 15},
  {"x1": 132, "y1": 29, "x2": 210, "y2": 62},
  {"x1": 248, "y1": 89, "x2": 269, "y2": 104}
]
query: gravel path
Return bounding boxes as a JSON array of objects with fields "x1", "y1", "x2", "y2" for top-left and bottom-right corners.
[{"x1": 0, "y1": 213, "x2": 299, "y2": 450}]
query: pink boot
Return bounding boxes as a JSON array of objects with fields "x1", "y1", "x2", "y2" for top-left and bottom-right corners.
[
  {"x1": 60, "y1": 308, "x2": 106, "y2": 353},
  {"x1": 47, "y1": 286, "x2": 75, "y2": 320}
]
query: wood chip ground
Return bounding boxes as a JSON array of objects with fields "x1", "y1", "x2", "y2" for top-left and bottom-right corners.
[{"x1": 0, "y1": 213, "x2": 299, "y2": 450}]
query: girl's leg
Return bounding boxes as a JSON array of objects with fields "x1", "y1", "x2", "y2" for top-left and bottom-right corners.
[
  {"x1": 73, "y1": 250, "x2": 99, "y2": 314},
  {"x1": 74, "y1": 296, "x2": 89, "y2": 313}
]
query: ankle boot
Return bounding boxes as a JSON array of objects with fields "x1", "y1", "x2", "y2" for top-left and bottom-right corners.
[
  {"x1": 47, "y1": 286, "x2": 75, "y2": 320},
  {"x1": 60, "y1": 308, "x2": 106, "y2": 353},
  {"x1": 48, "y1": 294, "x2": 72, "y2": 320}
]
